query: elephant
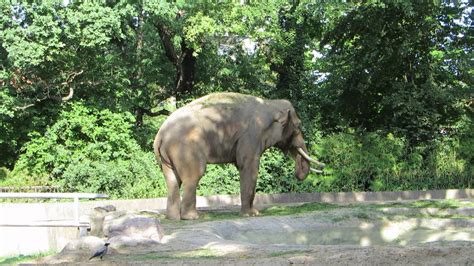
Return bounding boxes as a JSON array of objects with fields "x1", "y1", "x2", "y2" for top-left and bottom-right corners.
[{"x1": 153, "y1": 92, "x2": 325, "y2": 220}]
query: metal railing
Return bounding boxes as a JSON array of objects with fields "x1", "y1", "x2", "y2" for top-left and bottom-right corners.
[
  {"x1": 0, "y1": 192, "x2": 109, "y2": 236},
  {"x1": 0, "y1": 186, "x2": 60, "y2": 193}
]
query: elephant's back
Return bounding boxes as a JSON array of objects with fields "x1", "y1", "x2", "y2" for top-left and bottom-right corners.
[
  {"x1": 188, "y1": 92, "x2": 258, "y2": 108},
  {"x1": 157, "y1": 92, "x2": 267, "y2": 138},
  {"x1": 157, "y1": 106, "x2": 201, "y2": 139}
]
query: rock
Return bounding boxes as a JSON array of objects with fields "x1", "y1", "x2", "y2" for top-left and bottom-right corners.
[
  {"x1": 59, "y1": 209, "x2": 164, "y2": 260},
  {"x1": 60, "y1": 236, "x2": 104, "y2": 254},
  {"x1": 94, "y1": 205, "x2": 117, "y2": 213},
  {"x1": 288, "y1": 255, "x2": 316, "y2": 264},
  {"x1": 88, "y1": 205, "x2": 118, "y2": 237},
  {"x1": 138, "y1": 209, "x2": 163, "y2": 216},
  {"x1": 108, "y1": 235, "x2": 161, "y2": 248},
  {"x1": 103, "y1": 213, "x2": 164, "y2": 242}
]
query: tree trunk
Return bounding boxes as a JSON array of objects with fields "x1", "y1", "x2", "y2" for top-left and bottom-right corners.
[
  {"x1": 176, "y1": 40, "x2": 195, "y2": 98},
  {"x1": 155, "y1": 23, "x2": 196, "y2": 100}
]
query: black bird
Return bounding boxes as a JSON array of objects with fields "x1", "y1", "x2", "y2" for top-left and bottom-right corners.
[{"x1": 89, "y1": 242, "x2": 110, "y2": 260}]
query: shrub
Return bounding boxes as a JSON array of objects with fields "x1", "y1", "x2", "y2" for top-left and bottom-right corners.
[
  {"x1": 10, "y1": 102, "x2": 167, "y2": 198},
  {"x1": 197, "y1": 148, "x2": 321, "y2": 196},
  {"x1": 59, "y1": 151, "x2": 166, "y2": 198},
  {"x1": 197, "y1": 164, "x2": 240, "y2": 195},
  {"x1": 9, "y1": 100, "x2": 471, "y2": 198},
  {"x1": 318, "y1": 130, "x2": 472, "y2": 192},
  {"x1": 257, "y1": 148, "x2": 320, "y2": 193}
]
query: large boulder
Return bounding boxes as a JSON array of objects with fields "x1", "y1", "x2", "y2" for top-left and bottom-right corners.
[
  {"x1": 102, "y1": 211, "x2": 164, "y2": 242},
  {"x1": 61, "y1": 236, "x2": 104, "y2": 253},
  {"x1": 88, "y1": 205, "x2": 164, "y2": 243},
  {"x1": 59, "y1": 236, "x2": 110, "y2": 261},
  {"x1": 108, "y1": 235, "x2": 161, "y2": 249},
  {"x1": 88, "y1": 205, "x2": 117, "y2": 237},
  {"x1": 57, "y1": 206, "x2": 165, "y2": 261}
]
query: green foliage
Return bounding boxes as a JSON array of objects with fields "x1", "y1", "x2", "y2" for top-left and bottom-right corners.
[
  {"x1": 8, "y1": 102, "x2": 166, "y2": 198},
  {"x1": 198, "y1": 165, "x2": 240, "y2": 196},
  {"x1": 0, "y1": 167, "x2": 7, "y2": 180},
  {"x1": 317, "y1": 1, "x2": 471, "y2": 144},
  {"x1": 0, "y1": 250, "x2": 56, "y2": 265},
  {"x1": 262, "y1": 202, "x2": 337, "y2": 216},
  {"x1": 257, "y1": 148, "x2": 320, "y2": 193},
  {"x1": 59, "y1": 151, "x2": 166, "y2": 199},
  {"x1": 0, "y1": 1, "x2": 471, "y2": 197},
  {"x1": 197, "y1": 148, "x2": 322, "y2": 196},
  {"x1": 14, "y1": 103, "x2": 137, "y2": 176},
  {"x1": 317, "y1": 131, "x2": 472, "y2": 192}
]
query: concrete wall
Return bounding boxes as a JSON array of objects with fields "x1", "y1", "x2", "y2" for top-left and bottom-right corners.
[{"x1": 0, "y1": 189, "x2": 472, "y2": 257}]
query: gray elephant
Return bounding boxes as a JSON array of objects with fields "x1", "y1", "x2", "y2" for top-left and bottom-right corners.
[{"x1": 154, "y1": 92, "x2": 324, "y2": 220}]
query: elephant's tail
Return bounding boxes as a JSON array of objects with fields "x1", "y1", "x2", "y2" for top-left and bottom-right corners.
[
  {"x1": 154, "y1": 134, "x2": 173, "y2": 168},
  {"x1": 153, "y1": 134, "x2": 163, "y2": 165}
]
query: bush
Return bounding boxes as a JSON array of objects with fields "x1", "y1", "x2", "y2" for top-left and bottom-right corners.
[
  {"x1": 10, "y1": 102, "x2": 167, "y2": 198},
  {"x1": 198, "y1": 164, "x2": 240, "y2": 195},
  {"x1": 317, "y1": 130, "x2": 472, "y2": 192},
  {"x1": 197, "y1": 148, "x2": 321, "y2": 196},
  {"x1": 257, "y1": 148, "x2": 320, "y2": 193},
  {"x1": 59, "y1": 151, "x2": 166, "y2": 198},
  {"x1": 0, "y1": 167, "x2": 7, "y2": 180},
  {"x1": 8, "y1": 100, "x2": 471, "y2": 198}
]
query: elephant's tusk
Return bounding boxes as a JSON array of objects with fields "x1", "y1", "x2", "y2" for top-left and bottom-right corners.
[
  {"x1": 310, "y1": 168, "x2": 324, "y2": 174},
  {"x1": 297, "y1": 148, "x2": 326, "y2": 167}
]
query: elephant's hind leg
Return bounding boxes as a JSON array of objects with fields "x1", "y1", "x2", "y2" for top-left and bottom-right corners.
[
  {"x1": 180, "y1": 178, "x2": 200, "y2": 220},
  {"x1": 178, "y1": 160, "x2": 206, "y2": 220},
  {"x1": 162, "y1": 163, "x2": 181, "y2": 220}
]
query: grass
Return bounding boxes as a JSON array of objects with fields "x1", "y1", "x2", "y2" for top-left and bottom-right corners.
[
  {"x1": 407, "y1": 199, "x2": 472, "y2": 209},
  {"x1": 0, "y1": 250, "x2": 55, "y2": 265},
  {"x1": 153, "y1": 202, "x2": 342, "y2": 225},
  {"x1": 152, "y1": 199, "x2": 472, "y2": 225},
  {"x1": 261, "y1": 202, "x2": 339, "y2": 216},
  {"x1": 268, "y1": 250, "x2": 310, "y2": 258},
  {"x1": 350, "y1": 199, "x2": 473, "y2": 210}
]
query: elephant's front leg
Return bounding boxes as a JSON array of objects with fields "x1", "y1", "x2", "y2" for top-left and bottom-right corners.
[{"x1": 238, "y1": 159, "x2": 260, "y2": 217}]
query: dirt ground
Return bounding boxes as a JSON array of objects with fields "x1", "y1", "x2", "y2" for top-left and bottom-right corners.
[{"x1": 33, "y1": 200, "x2": 474, "y2": 265}]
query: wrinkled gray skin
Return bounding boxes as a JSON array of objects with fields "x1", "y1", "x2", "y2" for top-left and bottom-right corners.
[{"x1": 154, "y1": 92, "x2": 317, "y2": 220}]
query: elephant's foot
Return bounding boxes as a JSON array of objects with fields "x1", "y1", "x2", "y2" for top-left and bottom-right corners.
[
  {"x1": 166, "y1": 209, "x2": 181, "y2": 220},
  {"x1": 181, "y1": 210, "x2": 200, "y2": 220},
  {"x1": 240, "y1": 207, "x2": 260, "y2": 217}
]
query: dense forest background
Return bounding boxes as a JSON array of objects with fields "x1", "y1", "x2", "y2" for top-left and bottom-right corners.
[{"x1": 0, "y1": 1, "x2": 472, "y2": 198}]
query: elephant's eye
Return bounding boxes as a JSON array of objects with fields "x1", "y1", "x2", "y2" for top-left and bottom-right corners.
[{"x1": 294, "y1": 128, "x2": 301, "y2": 136}]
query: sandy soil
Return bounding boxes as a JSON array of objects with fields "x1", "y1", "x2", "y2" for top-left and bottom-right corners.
[{"x1": 33, "y1": 201, "x2": 474, "y2": 265}]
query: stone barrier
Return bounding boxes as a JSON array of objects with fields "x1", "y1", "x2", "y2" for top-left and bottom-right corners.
[{"x1": 0, "y1": 189, "x2": 472, "y2": 256}]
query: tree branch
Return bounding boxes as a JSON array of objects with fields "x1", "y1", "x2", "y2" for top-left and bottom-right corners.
[
  {"x1": 135, "y1": 107, "x2": 170, "y2": 127},
  {"x1": 13, "y1": 70, "x2": 83, "y2": 111},
  {"x1": 155, "y1": 23, "x2": 179, "y2": 66}
]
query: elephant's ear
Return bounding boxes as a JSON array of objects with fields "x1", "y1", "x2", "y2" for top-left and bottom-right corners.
[
  {"x1": 273, "y1": 109, "x2": 291, "y2": 125},
  {"x1": 274, "y1": 108, "x2": 301, "y2": 129},
  {"x1": 289, "y1": 109, "x2": 302, "y2": 128}
]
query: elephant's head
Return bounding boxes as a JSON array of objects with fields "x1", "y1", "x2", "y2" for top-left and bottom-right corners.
[{"x1": 271, "y1": 103, "x2": 325, "y2": 180}]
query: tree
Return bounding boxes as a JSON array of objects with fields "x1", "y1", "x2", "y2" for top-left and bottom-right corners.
[{"x1": 317, "y1": 1, "x2": 472, "y2": 143}]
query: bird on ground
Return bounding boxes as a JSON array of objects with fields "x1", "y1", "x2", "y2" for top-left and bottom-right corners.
[{"x1": 89, "y1": 242, "x2": 110, "y2": 260}]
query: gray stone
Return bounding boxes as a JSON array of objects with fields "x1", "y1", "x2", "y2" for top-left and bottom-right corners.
[
  {"x1": 94, "y1": 205, "x2": 117, "y2": 213},
  {"x1": 88, "y1": 205, "x2": 118, "y2": 237},
  {"x1": 103, "y1": 213, "x2": 164, "y2": 242},
  {"x1": 60, "y1": 236, "x2": 104, "y2": 253},
  {"x1": 108, "y1": 235, "x2": 161, "y2": 248}
]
